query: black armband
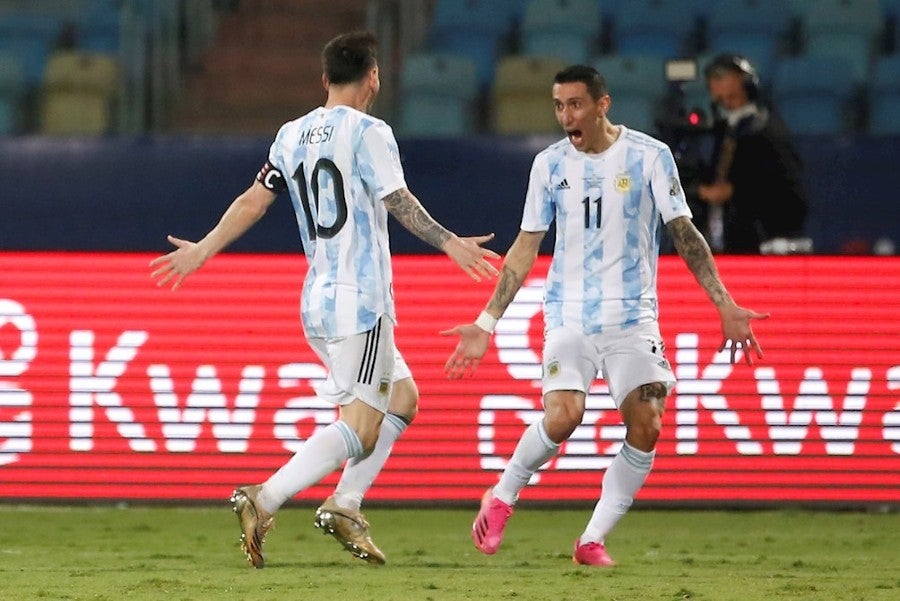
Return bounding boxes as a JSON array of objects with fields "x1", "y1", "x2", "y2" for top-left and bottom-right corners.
[{"x1": 256, "y1": 160, "x2": 287, "y2": 193}]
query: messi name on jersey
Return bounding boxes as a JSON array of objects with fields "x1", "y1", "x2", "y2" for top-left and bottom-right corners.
[{"x1": 298, "y1": 125, "x2": 334, "y2": 145}]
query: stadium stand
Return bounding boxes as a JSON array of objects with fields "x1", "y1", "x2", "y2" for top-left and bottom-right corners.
[
  {"x1": 39, "y1": 50, "x2": 120, "y2": 135},
  {"x1": 705, "y1": 0, "x2": 793, "y2": 84},
  {"x1": 608, "y1": 0, "x2": 701, "y2": 59},
  {"x1": 398, "y1": 52, "x2": 479, "y2": 137},
  {"x1": 425, "y1": 0, "x2": 519, "y2": 89},
  {"x1": 592, "y1": 54, "x2": 666, "y2": 98},
  {"x1": 491, "y1": 54, "x2": 566, "y2": 134},
  {"x1": 0, "y1": 11, "x2": 63, "y2": 89},
  {"x1": 0, "y1": 52, "x2": 25, "y2": 134},
  {"x1": 172, "y1": 0, "x2": 368, "y2": 134},
  {"x1": 592, "y1": 54, "x2": 666, "y2": 133},
  {"x1": 797, "y1": 0, "x2": 884, "y2": 85},
  {"x1": 0, "y1": 0, "x2": 219, "y2": 135},
  {"x1": 519, "y1": 0, "x2": 601, "y2": 64},
  {"x1": 772, "y1": 55, "x2": 859, "y2": 135},
  {"x1": 75, "y1": 4, "x2": 122, "y2": 54},
  {"x1": 868, "y1": 54, "x2": 900, "y2": 135},
  {"x1": 1, "y1": 0, "x2": 898, "y2": 142}
]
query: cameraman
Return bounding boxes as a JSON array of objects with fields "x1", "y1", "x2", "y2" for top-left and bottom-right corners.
[{"x1": 696, "y1": 54, "x2": 808, "y2": 254}]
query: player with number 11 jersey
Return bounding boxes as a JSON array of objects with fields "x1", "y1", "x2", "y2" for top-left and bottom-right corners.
[{"x1": 523, "y1": 127, "x2": 691, "y2": 334}]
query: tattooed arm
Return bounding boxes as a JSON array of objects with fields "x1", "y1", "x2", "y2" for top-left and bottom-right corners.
[
  {"x1": 383, "y1": 188, "x2": 452, "y2": 250},
  {"x1": 383, "y1": 188, "x2": 499, "y2": 281},
  {"x1": 667, "y1": 216, "x2": 769, "y2": 364},
  {"x1": 442, "y1": 229, "x2": 544, "y2": 379},
  {"x1": 484, "y1": 230, "x2": 545, "y2": 318},
  {"x1": 667, "y1": 216, "x2": 734, "y2": 309}
]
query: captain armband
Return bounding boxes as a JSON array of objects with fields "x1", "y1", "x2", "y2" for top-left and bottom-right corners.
[{"x1": 255, "y1": 160, "x2": 287, "y2": 194}]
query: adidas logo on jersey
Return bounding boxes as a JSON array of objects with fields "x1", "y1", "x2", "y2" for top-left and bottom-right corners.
[{"x1": 556, "y1": 179, "x2": 570, "y2": 190}]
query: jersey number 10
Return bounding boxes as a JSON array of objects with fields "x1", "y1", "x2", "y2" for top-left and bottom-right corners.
[{"x1": 292, "y1": 158, "x2": 348, "y2": 240}]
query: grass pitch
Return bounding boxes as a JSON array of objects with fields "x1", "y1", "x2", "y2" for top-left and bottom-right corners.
[{"x1": 0, "y1": 504, "x2": 896, "y2": 601}]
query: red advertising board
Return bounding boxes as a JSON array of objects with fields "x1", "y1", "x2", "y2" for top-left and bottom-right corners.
[{"x1": 1, "y1": 252, "x2": 898, "y2": 504}]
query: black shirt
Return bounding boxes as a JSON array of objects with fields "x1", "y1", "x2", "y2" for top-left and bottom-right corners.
[{"x1": 704, "y1": 104, "x2": 808, "y2": 253}]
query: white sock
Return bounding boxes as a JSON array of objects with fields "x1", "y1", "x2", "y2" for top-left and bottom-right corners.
[
  {"x1": 257, "y1": 420, "x2": 364, "y2": 514},
  {"x1": 493, "y1": 420, "x2": 559, "y2": 506},
  {"x1": 332, "y1": 413, "x2": 408, "y2": 511},
  {"x1": 579, "y1": 441, "x2": 654, "y2": 544}
]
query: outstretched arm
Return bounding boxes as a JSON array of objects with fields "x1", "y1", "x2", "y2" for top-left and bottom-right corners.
[
  {"x1": 150, "y1": 181, "x2": 277, "y2": 290},
  {"x1": 383, "y1": 187, "x2": 499, "y2": 281},
  {"x1": 667, "y1": 216, "x2": 769, "y2": 364},
  {"x1": 442, "y1": 229, "x2": 545, "y2": 378}
]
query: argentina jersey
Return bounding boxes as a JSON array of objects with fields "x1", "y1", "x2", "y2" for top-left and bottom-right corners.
[
  {"x1": 520, "y1": 126, "x2": 692, "y2": 334},
  {"x1": 260, "y1": 105, "x2": 407, "y2": 338}
]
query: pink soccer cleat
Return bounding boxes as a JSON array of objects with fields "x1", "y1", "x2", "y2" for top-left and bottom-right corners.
[
  {"x1": 572, "y1": 538, "x2": 616, "y2": 566},
  {"x1": 471, "y1": 488, "x2": 513, "y2": 554}
]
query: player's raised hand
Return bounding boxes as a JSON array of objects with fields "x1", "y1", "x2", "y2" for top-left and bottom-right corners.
[
  {"x1": 440, "y1": 323, "x2": 491, "y2": 379},
  {"x1": 442, "y1": 233, "x2": 500, "y2": 282},
  {"x1": 718, "y1": 303, "x2": 770, "y2": 365},
  {"x1": 149, "y1": 235, "x2": 208, "y2": 290}
]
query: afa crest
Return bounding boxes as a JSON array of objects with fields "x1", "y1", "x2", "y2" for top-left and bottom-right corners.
[
  {"x1": 614, "y1": 174, "x2": 631, "y2": 193},
  {"x1": 669, "y1": 176, "x2": 681, "y2": 196},
  {"x1": 546, "y1": 361, "x2": 561, "y2": 378}
]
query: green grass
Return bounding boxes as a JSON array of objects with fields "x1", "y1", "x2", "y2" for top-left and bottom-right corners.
[{"x1": 0, "y1": 505, "x2": 897, "y2": 601}]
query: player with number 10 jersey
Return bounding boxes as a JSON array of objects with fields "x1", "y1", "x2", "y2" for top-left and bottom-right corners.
[{"x1": 258, "y1": 106, "x2": 405, "y2": 339}]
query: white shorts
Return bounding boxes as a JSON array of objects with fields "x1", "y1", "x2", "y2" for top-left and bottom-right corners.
[
  {"x1": 307, "y1": 316, "x2": 411, "y2": 413},
  {"x1": 542, "y1": 322, "x2": 676, "y2": 407}
]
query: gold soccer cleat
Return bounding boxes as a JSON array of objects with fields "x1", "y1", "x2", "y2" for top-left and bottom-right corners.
[
  {"x1": 313, "y1": 496, "x2": 386, "y2": 565},
  {"x1": 230, "y1": 485, "x2": 275, "y2": 569}
]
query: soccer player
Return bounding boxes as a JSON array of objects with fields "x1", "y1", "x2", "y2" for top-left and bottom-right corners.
[
  {"x1": 149, "y1": 31, "x2": 499, "y2": 568},
  {"x1": 442, "y1": 65, "x2": 768, "y2": 566}
]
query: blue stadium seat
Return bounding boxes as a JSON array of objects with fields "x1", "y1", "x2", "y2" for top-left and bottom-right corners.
[
  {"x1": 519, "y1": 0, "x2": 601, "y2": 64},
  {"x1": 426, "y1": 0, "x2": 520, "y2": 88},
  {"x1": 885, "y1": 0, "x2": 900, "y2": 52},
  {"x1": 609, "y1": 0, "x2": 700, "y2": 59},
  {"x1": 882, "y1": 0, "x2": 900, "y2": 17},
  {"x1": 77, "y1": 10, "x2": 122, "y2": 54},
  {"x1": 800, "y1": 0, "x2": 883, "y2": 38},
  {"x1": 869, "y1": 104, "x2": 900, "y2": 137},
  {"x1": 784, "y1": 0, "x2": 817, "y2": 21},
  {"x1": 0, "y1": 53, "x2": 26, "y2": 134},
  {"x1": 0, "y1": 12, "x2": 64, "y2": 89},
  {"x1": 772, "y1": 55, "x2": 857, "y2": 135},
  {"x1": 592, "y1": 55, "x2": 668, "y2": 134},
  {"x1": 398, "y1": 53, "x2": 479, "y2": 137},
  {"x1": 799, "y1": 0, "x2": 884, "y2": 84},
  {"x1": 705, "y1": 0, "x2": 792, "y2": 82},
  {"x1": 592, "y1": 54, "x2": 666, "y2": 98},
  {"x1": 868, "y1": 55, "x2": 900, "y2": 135},
  {"x1": 608, "y1": 93, "x2": 658, "y2": 133},
  {"x1": 805, "y1": 33, "x2": 878, "y2": 86}
]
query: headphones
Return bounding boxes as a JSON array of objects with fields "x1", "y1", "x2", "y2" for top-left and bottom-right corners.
[{"x1": 703, "y1": 53, "x2": 760, "y2": 100}]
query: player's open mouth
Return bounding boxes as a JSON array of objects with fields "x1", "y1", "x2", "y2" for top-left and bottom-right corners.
[{"x1": 566, "y1": 129, "x2": 583, "y2": 145}]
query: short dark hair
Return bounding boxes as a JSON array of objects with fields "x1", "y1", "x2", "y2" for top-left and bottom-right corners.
[
  {"x1": 322, "y1": 31, "x2": 378, "y2": 85},
  {"x1": 554, "y1": 65, "x2": 608, "y2": 100}
]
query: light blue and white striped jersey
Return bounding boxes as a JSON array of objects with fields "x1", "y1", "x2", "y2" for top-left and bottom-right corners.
[
  {"x1": 264, "y1": 105, "x2": 407, "y2": 338},
  {"x1": 521, "y1": 126, "x2": 692, "y2": 334}
]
